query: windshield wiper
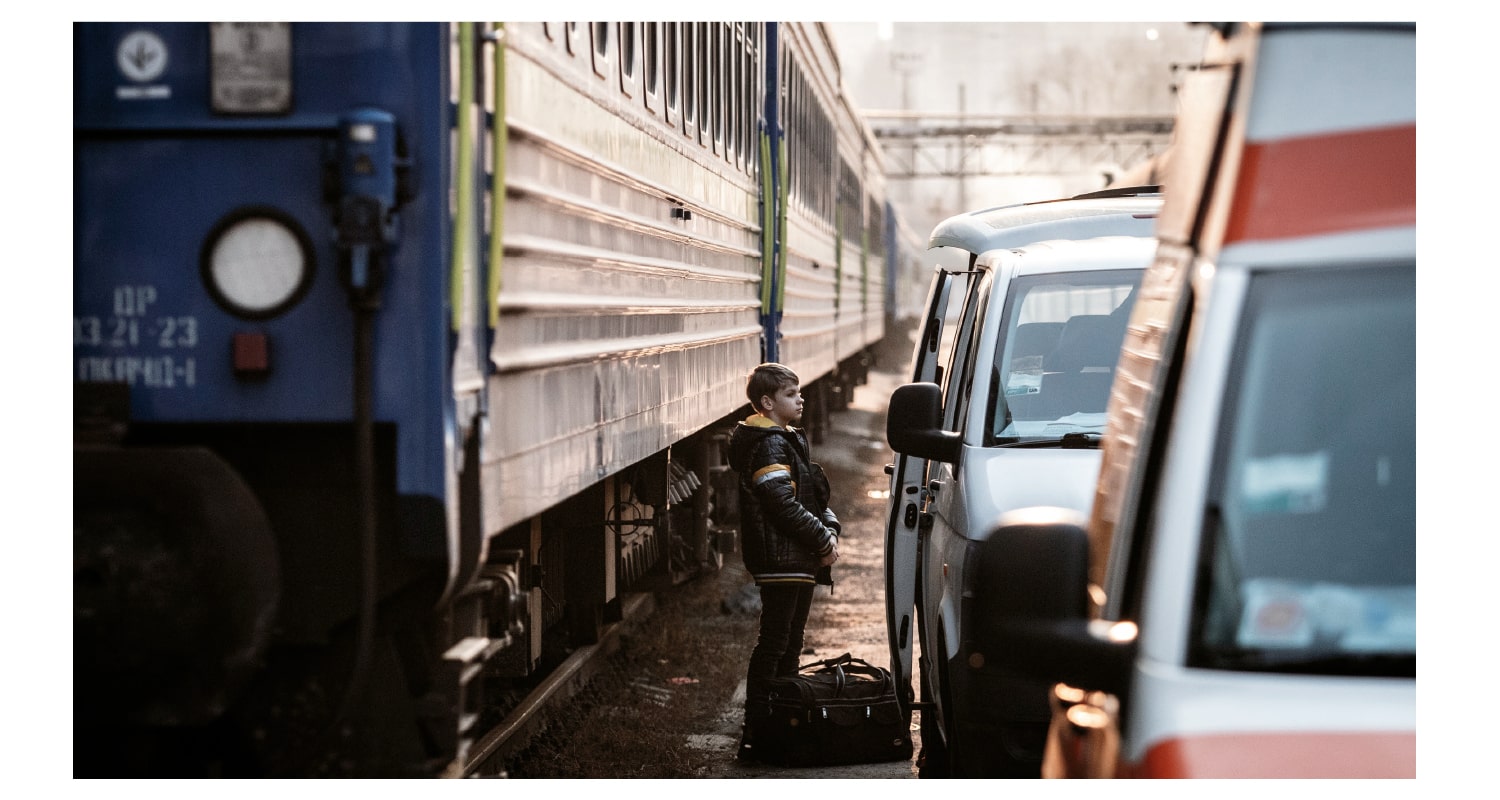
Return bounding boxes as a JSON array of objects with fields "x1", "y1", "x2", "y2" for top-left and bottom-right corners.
[
  {"x1": 1061, "y1": 432, "x2": 1101, "y2": 449},
  {"x1": 992, "y1": 431, "x2": 1102, "y2": 449}
]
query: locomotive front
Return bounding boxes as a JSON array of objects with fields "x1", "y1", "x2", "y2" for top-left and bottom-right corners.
[{"x1": 73, "y1": 22, "x2": 478, "y2": 775}]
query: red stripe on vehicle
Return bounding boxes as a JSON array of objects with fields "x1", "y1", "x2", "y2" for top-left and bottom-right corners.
[
  {"x1": 1224, "y1": 124, "x2": 1415, "y2": 245},
  {"x1": 1136, "y1": 730, "x2": 1416, "y2": 778}
]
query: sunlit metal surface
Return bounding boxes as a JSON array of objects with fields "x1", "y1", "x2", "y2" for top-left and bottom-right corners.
[{"x1": 484, "y1": 52, "x2": 762, "y2": 531}]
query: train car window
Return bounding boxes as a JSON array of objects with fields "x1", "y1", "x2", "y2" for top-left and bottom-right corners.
[
  {"x1": 800, "y1": 70, "x2": 811, "y2": 214},
  {"x1": 839, "y1": 162, "x2": 854, "y2": 244},
  {"x1": 800, "y1": 67, "x2": 810, "y2": 213},
  {"x1": 793, "y1": 59, "x2": 832, "y2": 228},
  {"x1": 721, "y1": 23, "x2": 732, "y2": 159},
  {"x1": 714, "y1": 23, "x2": 726, "y2": 159},
  {"x1": 822, "y1": 109, "x2": 833, "y2": 225},
  {"x1": 806, "y1": 76, "x2": 818, "y2": 216},
  {"x1": 665, "y1": 23, "x2": 680, "y2": 124},
  {"x1": 565, "y1": 22, "x2": 581, "y2": 55},
  {"x1": 732, "y1": 25, "x2": 744, "y2": 171},
  {"x1": 726, "y1": 24, "x2": 738, "y2": 166},
  {"x1": 683, "y1": 24, "x2": 696, "y2": 138},
  {"x1": 543, "y1": 22, "x2": 553, "y2": 41},
  {"x1": 591, "y1": 22, "x2": 612, "y2": 79},
  {"x1": 743, "y1": 23, "x2": 756, "y2": 175},
  {"x1": 738, "y1": 25, "x2": 748, "y2": 174},
  {"x1": 719, "y1": 28, "x2": 728, "y2": 156},
  {"x1": 643, "y1": 22, "x2": 659, "y2": 113},
  {"x1": 786, "y1": 60, "x2": 801, "y2": 211},
  {"x1": 697, "y1": 22, "x2": 711, "y2": 147},
  {"x1": 619, "y1": 22, "x2": 638, "y2": 99}
]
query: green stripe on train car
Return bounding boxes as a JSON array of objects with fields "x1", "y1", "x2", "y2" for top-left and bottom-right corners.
[
  {"x1": 488, "y1": 22, "x2": 507, "y2": 329},
  {"x1": 451, "y1": 22, "x2": 476, "y2": 332}
]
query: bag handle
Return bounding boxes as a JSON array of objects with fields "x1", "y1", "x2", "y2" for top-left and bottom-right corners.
[
  {"x1": 799, "y1": 654, "x2": 890, "y2": 695},
  {"x1": 799, "y1": 652, "x2": 854, "y2": 671},
  {"x1": 799, "y1": 652, "x2": 885, "y2": 681}
]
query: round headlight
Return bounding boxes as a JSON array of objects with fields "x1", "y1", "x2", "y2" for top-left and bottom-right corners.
[{"x1": 202, "y1": 208, "x2": 315, "y2": 319}]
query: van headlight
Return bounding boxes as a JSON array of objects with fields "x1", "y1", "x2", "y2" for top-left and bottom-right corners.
[{"x1": 202, "y1": 208, "x2": 315, "y2": 319}]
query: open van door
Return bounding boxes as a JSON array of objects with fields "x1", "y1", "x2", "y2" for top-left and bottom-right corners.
[{"x1": 885, "y1": 264, "x2": 969, "y2": 716}]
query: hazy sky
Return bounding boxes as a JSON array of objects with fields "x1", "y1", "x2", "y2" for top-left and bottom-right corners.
[{"x1": 821, "y1": 21, "x2": 1209, "y2": 235}]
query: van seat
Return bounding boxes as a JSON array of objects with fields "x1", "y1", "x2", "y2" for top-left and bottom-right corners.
[
  {"x1": 1011, "y1": 322, "x2": 1064, "y2": 361},
  {"x1": 1031, "y1": 315, "x2": 1129, "y2": 417}
]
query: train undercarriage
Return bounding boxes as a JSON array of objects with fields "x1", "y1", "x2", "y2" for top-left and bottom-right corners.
[{"x1": 74, "y1": 357, "x2": 873, "y2": 777}]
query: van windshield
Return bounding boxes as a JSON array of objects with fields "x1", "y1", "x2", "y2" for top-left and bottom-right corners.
[
  {"x1": 987, "y1": 269, "x2": 1143, "y2": 445},
  {"x1": 1190, "y1": 264, "x2": 1416, "y2": 677}
]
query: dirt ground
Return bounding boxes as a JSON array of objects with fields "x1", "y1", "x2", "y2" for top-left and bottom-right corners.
[{"x1": 505, "y1": 361, "x2": 924, "y2": 779}]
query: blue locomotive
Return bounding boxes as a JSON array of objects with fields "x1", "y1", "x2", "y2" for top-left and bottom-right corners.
[{"x1": 74, "y1": 22, "x2": 923, "y2": 776}]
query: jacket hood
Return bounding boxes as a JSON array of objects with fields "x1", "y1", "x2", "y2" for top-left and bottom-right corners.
[{"x1": 727, "y1": 414, "x2": 788, "y2": 473}]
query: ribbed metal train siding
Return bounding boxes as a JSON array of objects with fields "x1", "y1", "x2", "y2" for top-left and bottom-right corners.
[
  {"x1": 779, "y1": 211, "x2": 840, "y2": 387},
  {"x1": 484, "y1": 45, "x2": 763, "y2": 535}
]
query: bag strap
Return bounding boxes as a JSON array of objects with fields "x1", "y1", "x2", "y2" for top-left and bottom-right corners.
[
  {"x1": 832, "y1": 657, "x2": 890, "y2": 687},
  {"x1": 800, "y1": 652, "x2": 854, "y2": 672},
  {"x1": 797, "y1": 653, "x2": 889, "y2": 693}
]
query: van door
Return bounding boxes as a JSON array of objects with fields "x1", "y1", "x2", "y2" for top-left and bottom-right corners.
[
  {"x1": 914, "y1": 266, "x2": 990, "y2": 730},
  {"x1": 885, "y1": 264, "x2": 973, "y2": 715}
]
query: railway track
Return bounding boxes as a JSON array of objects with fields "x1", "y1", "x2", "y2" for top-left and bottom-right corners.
[{"x1": 450, "y1": 593, "x2": 657, "y2": 777}]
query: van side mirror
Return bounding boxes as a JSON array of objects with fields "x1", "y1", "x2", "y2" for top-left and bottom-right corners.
[
  {"x1": 886, "y1": 382, "x2": 961, "y2": 464},
  {"x1": 969, "y1": 507, "x2": 1136, "y2": 697}
]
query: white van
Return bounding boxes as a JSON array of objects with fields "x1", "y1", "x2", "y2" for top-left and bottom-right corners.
[
  {"x1": 965, "y1": 22, "x2": 1416, "y2": 777},
  {"x1": 883, "y1": 188, "x2": 1160, "y2": 777}
]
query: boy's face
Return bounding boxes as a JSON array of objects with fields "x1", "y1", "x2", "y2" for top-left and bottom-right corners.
[{"x1": 759, "y1": 383, "x2": 803, "y2": 428}]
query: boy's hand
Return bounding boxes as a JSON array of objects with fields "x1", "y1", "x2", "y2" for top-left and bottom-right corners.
[{"x1": 819, "y1": 546, "x2": 839, "y2": 567}]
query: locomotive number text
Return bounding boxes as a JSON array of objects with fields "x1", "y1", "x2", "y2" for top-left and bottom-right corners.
[{"x1": 74, "y1": 315, "x2": 199, "y2": 348}]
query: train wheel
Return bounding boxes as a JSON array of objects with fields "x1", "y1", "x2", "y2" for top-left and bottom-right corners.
[{"x1": 74, "y1": 446, "x2": 279, "y2": 728}]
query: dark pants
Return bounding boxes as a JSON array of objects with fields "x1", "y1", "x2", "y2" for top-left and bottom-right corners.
[{"x1": 745, "y1": 582, "x2": 815, "y2": 712}]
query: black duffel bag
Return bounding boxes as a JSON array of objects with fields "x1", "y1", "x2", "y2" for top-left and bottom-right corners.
[{"x1": 749, "y1": 652, "x2": 913, "y2": 767}]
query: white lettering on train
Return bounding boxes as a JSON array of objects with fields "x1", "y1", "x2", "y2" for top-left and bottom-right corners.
[
  {"x1": 76, "y1": 356, "x2": 197, "y2": 389},
  {"x1": 74, "y1": 315, "x2": 201, "y2": 348},
  {"x1": 113, "y1": 285, "x2": 158, "y2": 317},
  {"x1": 76, "y1": 285, "x2": 200, "y2": 389}
]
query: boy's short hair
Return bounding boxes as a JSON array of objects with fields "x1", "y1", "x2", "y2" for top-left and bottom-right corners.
[{"x1": 746, "y1": 362, "x2": 799, "y2": 406}]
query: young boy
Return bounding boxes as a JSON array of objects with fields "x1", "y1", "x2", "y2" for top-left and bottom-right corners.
[{"x1": 726, "y1": 363, "x2": 840, "y2": 761}]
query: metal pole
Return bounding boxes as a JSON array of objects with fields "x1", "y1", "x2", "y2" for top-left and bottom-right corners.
[{"x1": 958, "y1": 83, "x2": 967, "y2": 211}]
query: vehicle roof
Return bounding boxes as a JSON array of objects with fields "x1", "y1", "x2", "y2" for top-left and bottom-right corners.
[
  {"x1": 987, "y1": 235, "x2": 1159, "y2": 278},
  {"x1": 929, "y1": 186, "x2": 1162, "y2": 255}
]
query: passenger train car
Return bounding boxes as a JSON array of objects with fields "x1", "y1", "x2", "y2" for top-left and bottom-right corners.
[{"x1": 73, "y1": 21, "x2": 918, "y2": 777}]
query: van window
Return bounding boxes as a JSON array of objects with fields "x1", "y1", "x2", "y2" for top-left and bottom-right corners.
[
  {"x1": 987, "y1": 269, "x2": 1143, "y2": 444},
  {"x1": 1190, "y1": 263, "x2": 1415, "y2": 677}
]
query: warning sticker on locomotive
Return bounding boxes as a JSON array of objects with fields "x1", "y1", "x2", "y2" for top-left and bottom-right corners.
[
  {"x1": 210, "y1": 22, "x2": 292, "y2": 114},
  {"x1": 115, "y1": 29, "x2": 172, "y2": 100},
  {"x1": 117, "y1": 29, "x2": 168, "y2": 83}
]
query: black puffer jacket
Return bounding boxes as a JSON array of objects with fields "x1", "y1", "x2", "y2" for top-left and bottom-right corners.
[{"x1": 727, "y1": 414, "x2": 839, "y2": 585}]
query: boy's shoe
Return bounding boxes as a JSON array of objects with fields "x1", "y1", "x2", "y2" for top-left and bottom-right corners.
[{"x1": 735, "y1": 725, "x2": 758, "y2": 762}]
